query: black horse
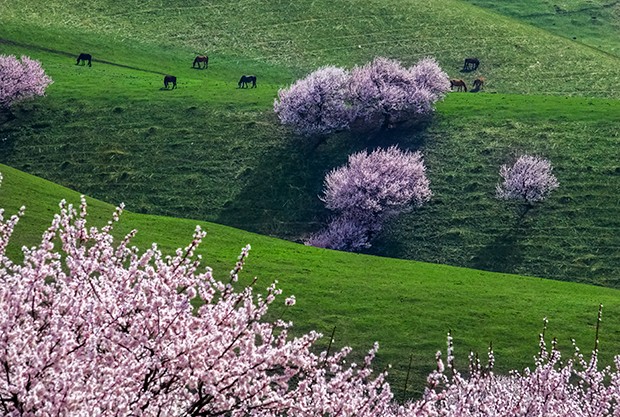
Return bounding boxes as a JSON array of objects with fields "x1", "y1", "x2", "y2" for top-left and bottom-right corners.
[
  {"x1": 192, "y1": 55, "x2": 209, "y2": 69},
  {"x1": 462, "y1": 57, "x2": 479, "y2": 71},
  {"x1": 163, "y1": 75, "x2": 177, "y2": 89},
  {"x1": 76, "y1": 53, "x2": 92, "y2": 67},
  {"x1": 238, "y1": 75, "x2": 257, "y2": 88}
]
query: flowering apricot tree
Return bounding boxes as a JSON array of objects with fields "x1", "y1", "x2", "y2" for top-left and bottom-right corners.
[
  {"x1": 308, "y1": 146, "x2": 431, "y2": 251},
  {"x1": 274, "y1": 57, "x2": 449, "y2": 136},
  {"x1": 273, "y1": 66, "x2": 352, "y2": 136},
  {"x1": 348, "y1": 57, "x2": 444, "y2": 131},
  {"x1": 496, "y1": 155, "x2": 559, "y2": 206},
  {"x1": 0, "y1": 55, "x2": 53, "y2": 110},
  {"x1": 0, "y1": 184, "x2": 394, "y2": 416}
]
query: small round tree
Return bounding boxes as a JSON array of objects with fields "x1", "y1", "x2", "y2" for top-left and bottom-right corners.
[
  {"x1": 0, "y1": 55, "x2": 53, "y2": 111},
  {"x1": 274, "y1": 66, "x2": 352, "y2": 136},
  {"x1": 496, "y1": 154, "x2": 559, "y2": 212},
  {"x1": 308, "y1": 146, "x2": 431, "y2": 251},
  {"x1": 322, "y1": 146, "x2": 432, "y2": 219}
]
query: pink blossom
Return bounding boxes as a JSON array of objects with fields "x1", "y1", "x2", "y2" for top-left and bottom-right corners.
[
  {"x1": 0, "y1": 55, "x2": 53, "y2": 109},
  {"x1": 274, "y1": 66, "x2": 353, "y2": 136},
  {"x1": 496, "y1": 154, "x2": 560, "y2": 205}
]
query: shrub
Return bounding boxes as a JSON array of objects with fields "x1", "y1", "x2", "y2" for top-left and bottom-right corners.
[{"x1": 0, "y1": 55, "x2": 53, "y2": 110}]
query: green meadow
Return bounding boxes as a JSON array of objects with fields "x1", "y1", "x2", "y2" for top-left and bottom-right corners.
[{"x1": 1, "y1": 0, "x2": 619, "y2": 399}]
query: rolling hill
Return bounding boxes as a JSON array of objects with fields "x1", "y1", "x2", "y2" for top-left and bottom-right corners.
[{"x1": 2, "y1": 162, "x2": 620, "y2": 400}]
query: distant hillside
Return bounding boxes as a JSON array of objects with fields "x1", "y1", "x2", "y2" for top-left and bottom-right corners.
[
  {"x1": 2, "y1": 163, "x2": 620, "y2": 400},
  {"x1": 462, "y1": 0, "x2": 620, "y2": 57},
  {"x1": 2, "y1": 0, "x2": 620, "y2": 96}
]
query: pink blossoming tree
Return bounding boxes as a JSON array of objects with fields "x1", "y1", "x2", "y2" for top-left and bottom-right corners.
[
  {"x1": 273, "y1": 66, "x2": 353, "y2": 136},
  {"x1": 496, "y1": 155, "x2": 559, "y2": 216},
  {"x1": 308, "y1": 146, "x2": 431, "y2": 251},
  {"x1": 274, "y1": 57, "x2": 449, "y2": 136},
  {"x1": 0, "y1": 182, "x2": 395, "y2": 416},
  {"x1": 348, "y1": 57, "x2": 445, "y2": 131},
  {"x1": 0, "y1": 55, "x2": 53, "y2": 111}
]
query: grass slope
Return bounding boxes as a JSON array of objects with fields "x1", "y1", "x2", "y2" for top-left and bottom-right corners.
[
  {"x1": 463, "y1": 0, "x2": 620, "y2": 58},
  {"x1": 2, "y1": 163, "x2": 620, "y2": 400}
]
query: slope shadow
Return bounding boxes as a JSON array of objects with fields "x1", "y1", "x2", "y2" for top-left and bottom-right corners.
[
  {"x1": 215, "y1": 123, "x2": 431, "y2": 242},
  {"x1": 470, "y1": 214, "x2": 530, "y2": 274}
]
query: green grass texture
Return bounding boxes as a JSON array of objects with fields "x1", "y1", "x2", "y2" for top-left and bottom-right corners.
[{"x1": 2, "y1": 162, "x2": 620, "y2": 400}]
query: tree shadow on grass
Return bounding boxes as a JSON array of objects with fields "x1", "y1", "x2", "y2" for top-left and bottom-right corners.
[
  {"x1": 215, "y1": 123, "x2": 432, "y2": 242},
  {"x1": 470, "y1": 211, "x2": 531, "y2": 274}
]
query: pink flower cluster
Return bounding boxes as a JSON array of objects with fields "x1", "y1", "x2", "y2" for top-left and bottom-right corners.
[
  {"x1": 0, "y1": 55, "x2": 53, "y2": 109},
  {"x1": 0, "y1": 191, "x2": 394, "y2": 416},
  {"x1": 308, "y1": 146, "x2": 431, "y2": 251},
  {"x1": 274, "y1": 57, "x2": 449, "y2": 136}
]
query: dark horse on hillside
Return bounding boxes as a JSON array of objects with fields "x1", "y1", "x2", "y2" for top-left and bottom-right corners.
[
  {"x1": 76, "y1": 53, "x2": 92, "y2": 67},
  {"x1": 462, "y1": 57, "x2": 479, "y2": 71},
  {"x1": 163, "y1": 75, "x2": 177, "y2": 89},
  {"x1": 450, "y1": 79, "x2": 467, "y2": 92},
  {"x1": 192, "y1": 55, "x2": 209, "y2": 69},
  {"x1": 238, "y1": 75, "x2": 257, "y2": 88}
]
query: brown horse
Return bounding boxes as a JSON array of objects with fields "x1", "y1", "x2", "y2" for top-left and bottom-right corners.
[
  {"x1": 472, "y1": 77, "x2": 485, "y2": 92},
  {"x1": 76, "y1": 53, "x2": 92, "y2": 67},
  {"x1": 462, "y1": 57, "x2": 479, "y2": 71},
  {"x1": 192, "y1": 55, "x2": 209, "y2": 69},
  {"x1": 238, "y1": 75, "x2": 257, "y2": 88},
  {"x1": 163, "y1": 75, "x2": 177, "y2": 89},
  {"x1": 450, "y1": 79, "x2": 467, "y2": 92}
]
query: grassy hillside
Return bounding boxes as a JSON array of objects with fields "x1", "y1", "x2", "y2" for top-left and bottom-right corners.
[
  {"x1": 0, "y1": 0, "x2": 619, "y2": 285},
  {"x1": 3, "y1": 163, "x2": 620, "y2": 400},
  {"x1": 463, "y1": 0, "x2": 620, "y2": 58}
]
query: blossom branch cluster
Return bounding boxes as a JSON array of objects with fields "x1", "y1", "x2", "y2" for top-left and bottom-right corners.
[
  {"x1": 274, "y1": 57, "x2": 450, "y2": 136},
  {"x1": 307, "y1": 146, "x2": 431, "y2": 251},
  {"x1": 0, "y1": 55, "x2": 53, "y2": 110},
  {"x1": 0, "y1": 192, "x2": 395, "y2": 416}
]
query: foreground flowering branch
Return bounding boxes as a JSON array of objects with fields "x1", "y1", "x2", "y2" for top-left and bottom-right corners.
[
  {"x1": 2, "y1": 177, "x2": 620, "y2": 416},
  {"x1": 0, "y1": 191, "x2": 394, "y2": 416}
]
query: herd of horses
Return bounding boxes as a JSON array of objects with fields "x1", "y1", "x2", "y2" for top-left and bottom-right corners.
[
  {"x1": 77, "y1": 53, "x2": 483, "y2": 93},
  {"x1": 450, "y1": 57, "x2": 484, "y2": 92},
  {"x1": 75, "y1": 53, "x2": 257, "y2": 90}
]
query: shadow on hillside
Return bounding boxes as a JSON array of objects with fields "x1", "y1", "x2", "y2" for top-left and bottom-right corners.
[
  {"x1": 470, "y1": 217, "x2": 528, "y2": 274},
  {"x1": 215, "y1": 123, "x2": 431, "y2": 242}
]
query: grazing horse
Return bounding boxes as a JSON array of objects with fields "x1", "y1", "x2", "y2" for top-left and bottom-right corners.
[
  {"x1": 472, "y1": 77, "x2": 485, "y2": 91},
  {"x1": 76, "y1": 53, "x2": 92, "y2": 67},
  {"x1": 462, "y1": 57, "x2": 479, "y2": 71},
  {"x1": 192, "y1": 55, "x2": 209, "y2": 69},
  {"x1": 450, "y1": 79, "x2": 467, "y2": 92},
  {"x1": 238, "y1": 75, "x2": 257, "y2": 88},
  {"x1": 163, "y1": 75, "x2": 177, "y2": 89}
]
